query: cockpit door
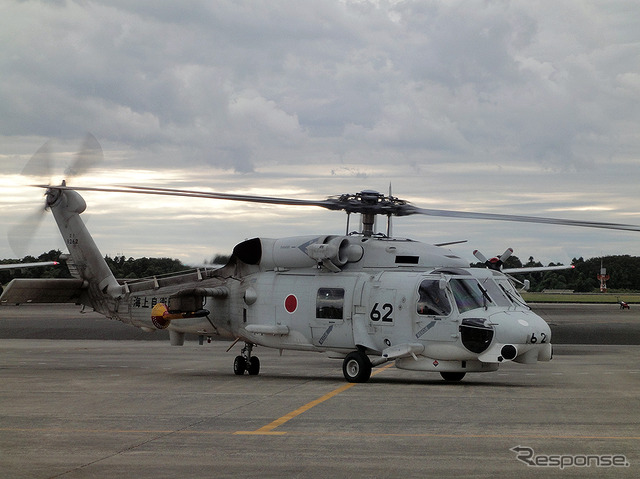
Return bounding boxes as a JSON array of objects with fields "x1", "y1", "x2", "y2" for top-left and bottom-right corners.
[{"x1": 415, "y1": 276, "x2": 457, "y2": 342}]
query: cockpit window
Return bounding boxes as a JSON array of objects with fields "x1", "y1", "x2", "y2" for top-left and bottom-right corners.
[
  {"x1": 479, "y1": 278, "x2": 512, "y2": 307},
  {"x1": 417, "y1": 279, "x2": 452, "y2": 316},
  {"x1": 450, "y1": 278, "x2": 486, "y2": 313},
  {"x1": 496, "y1": 278, "x2": 525, "y2": 303}
]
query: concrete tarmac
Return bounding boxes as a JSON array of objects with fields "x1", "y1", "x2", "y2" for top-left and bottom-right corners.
[
  {"x1": 1, "y1": 303, "x2": 639, "y2": 478},
  {"x1": 3, "y1": 302, "x2": 640, "y2": 343}
]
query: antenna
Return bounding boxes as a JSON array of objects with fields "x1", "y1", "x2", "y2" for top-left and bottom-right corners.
[
  {"x1": 387, "y1": 183, "x2": 393, "y2": 237},
  {"x1": 597, "y1": 258, "x2": 609, "y2": 292}
]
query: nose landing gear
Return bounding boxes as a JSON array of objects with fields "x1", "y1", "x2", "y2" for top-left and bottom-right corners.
[{"x1": 233, "y1": 342, "x2": 261, "y2": 376}]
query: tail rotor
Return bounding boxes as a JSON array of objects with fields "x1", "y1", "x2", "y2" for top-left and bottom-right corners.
[
  {"x1": 64, "y1": 133, "x2": 103, "y2": 178},
  {"x1": 8, "y1": 141, "x2": 54, "y2": 256},
  {"x1": 7, "y1": 134, "x2": 102, "y2": 257}
]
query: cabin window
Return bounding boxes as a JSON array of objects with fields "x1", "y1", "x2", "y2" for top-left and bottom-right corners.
[
  {"x1": 417, "y1": 279, "x2": 452, "y2": 316},
  {"x1": 316, "y1": 288, "x2": 344, "y2": 319}
]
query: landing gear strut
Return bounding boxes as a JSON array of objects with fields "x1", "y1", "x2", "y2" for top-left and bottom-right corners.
[{"x1": 233, "y1": 342, "x2": 260, "y2": 376}]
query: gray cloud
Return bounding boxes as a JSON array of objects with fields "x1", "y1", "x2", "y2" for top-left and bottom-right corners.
[{"x1": 1, "y1": 0, "x2": 639, "y2": 265}]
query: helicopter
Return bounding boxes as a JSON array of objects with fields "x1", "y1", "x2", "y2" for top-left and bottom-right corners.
[{"x1": 4, "y1": 137, "x2": 640, "y2": 383}]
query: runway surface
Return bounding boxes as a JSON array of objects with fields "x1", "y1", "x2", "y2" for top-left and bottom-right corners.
[{"x1": 1, "y1": 303, "x2": 639, "y2": 478}]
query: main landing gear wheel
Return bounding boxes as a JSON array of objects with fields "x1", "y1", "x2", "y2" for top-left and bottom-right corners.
[
  {"x1": 342, "y1": 350, "x2": 372, "y2": 383},
  {"x1": 247, "y1": 356, "x2": 260, "y2": 376},
  {"x1": 440, "y1": 372, "x2": 466, "y2": 382},
  {"x1": 233, "y1": 355, "x2": 246, "y2": 375},
  {"x1": 233, "y1": 342, "x2": 260, "y2": 376}
]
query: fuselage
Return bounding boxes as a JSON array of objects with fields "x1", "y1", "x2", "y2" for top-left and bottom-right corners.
[{"x1": 111, "y1": 235, "x2": 552, "y2": 372}]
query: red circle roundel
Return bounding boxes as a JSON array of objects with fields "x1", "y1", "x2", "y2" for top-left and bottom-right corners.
[{"x1": 284, "y1": 294, "x2": 298, "y2": 314}]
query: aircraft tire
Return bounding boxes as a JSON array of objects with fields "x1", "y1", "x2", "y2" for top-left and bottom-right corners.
[
  {"x1": 247, "y1": 356, "x2": 260, "y2": 376},
  {"x1": 342, "y1": 351, "x2": 372, "y2": 383},
  {"x1": 440, "y1": 372, "x2": 465, "y2": 382},
  {"x1": 233, "y1": 355, "x2": 247, "y2": 375}
]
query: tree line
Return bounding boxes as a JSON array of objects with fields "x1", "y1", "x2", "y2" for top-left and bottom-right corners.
[
  {"x1": 2, "y1": 250, "x2": 640, "y2": 293},
  {"x1": 0, "y1": 251, "x2": 188, "y2": 283},
  {"x1": 483, "y1": 254, "x2": 640, "y2": 293}
]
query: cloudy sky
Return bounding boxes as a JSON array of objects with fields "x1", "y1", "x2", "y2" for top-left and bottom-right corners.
[{"x1": 1, "y1": 0, "x2": 640, "y2": 268}]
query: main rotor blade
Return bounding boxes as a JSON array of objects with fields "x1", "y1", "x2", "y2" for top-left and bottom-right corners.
[
  {"x1": 407, "y1": 206, "x2": 640, "y2": 233},
  {"x1": 433, "y1": 240, "x2": 468, "y2": 247},
  {"x1": 44, "y1": 184, "x2": 340, "y2": 209},
  {"x1": 500, "y1": 247, "x2": 514, "y2": 262},
  {"x1": 473, "y1": 250, "x2": 489, "y2": 263},
  {"x1": 35, "y1": 182, "x2": 640, "y2": 234}
]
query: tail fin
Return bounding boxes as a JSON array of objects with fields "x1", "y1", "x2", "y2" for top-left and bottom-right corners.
[{"x1": 47, "y1": 185, "x2": 123, "y2": 298}]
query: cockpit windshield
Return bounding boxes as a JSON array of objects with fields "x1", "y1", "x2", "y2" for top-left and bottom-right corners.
[
  {"x1": 449, "y1": 278, "x2": 486, "y2": 313},
  {"x1": 419, "y1": 275, "x2": 519, "y2": 315},
  {"x1": 479, "y1": 277, "x2": 511, "y2": 307},
  {"x1": 495, "y1": 278, "x2": 525, "y2": 304},
  {"x1": 449, "y1": 277, "x2": 516, "y2": 312}
]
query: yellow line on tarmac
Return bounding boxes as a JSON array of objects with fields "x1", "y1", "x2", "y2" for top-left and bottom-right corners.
[{"x1": 235, "y1": 363, "x2": 394, "y2": 435}]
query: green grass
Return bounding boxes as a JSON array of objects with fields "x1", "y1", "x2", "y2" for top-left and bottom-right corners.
[{"x1": 521, "y1": 292, "x2": 640, "y2": 303}]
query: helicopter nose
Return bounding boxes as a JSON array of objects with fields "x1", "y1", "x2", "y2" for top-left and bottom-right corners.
[
  {"x1": 502, "y1": 310, "x2": 551, "y2": 343},
  {"x1": 477, "y1": 311, "x2": 552, "y2": 364}
]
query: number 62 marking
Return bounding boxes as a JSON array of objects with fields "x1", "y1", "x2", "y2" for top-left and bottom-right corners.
[
  {"x1": 370, "y1": 303, "x2": 393, "y2": 322},
  {"x1": 529, "y1": 332, "x2": 547, "y2": 344}
]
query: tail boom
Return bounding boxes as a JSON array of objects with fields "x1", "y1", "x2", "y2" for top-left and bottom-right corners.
[{"x1": 47, "y1": 187, "x2": 124, "y2": 300}]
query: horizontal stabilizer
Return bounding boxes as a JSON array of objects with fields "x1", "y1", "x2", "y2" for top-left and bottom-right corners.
[
  {"x1": 0, "y1": 278, "x2": 85, "y2": 304},
  {"x1": 0, "y1": 261, "x2": 59, "y2": 271}
]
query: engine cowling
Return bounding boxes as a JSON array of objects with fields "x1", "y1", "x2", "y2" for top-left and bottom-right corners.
[{"x1": 232, "y1": 236, "x2": 363, "y2": 271}]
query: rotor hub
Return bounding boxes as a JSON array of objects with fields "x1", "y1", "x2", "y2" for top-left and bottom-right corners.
[
  {"x1": 329, "y1": 190, "x2": 411, "y2": 237},
  {"x1": 332, "y1": 190, "x2": 410, "y2": 216}
]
